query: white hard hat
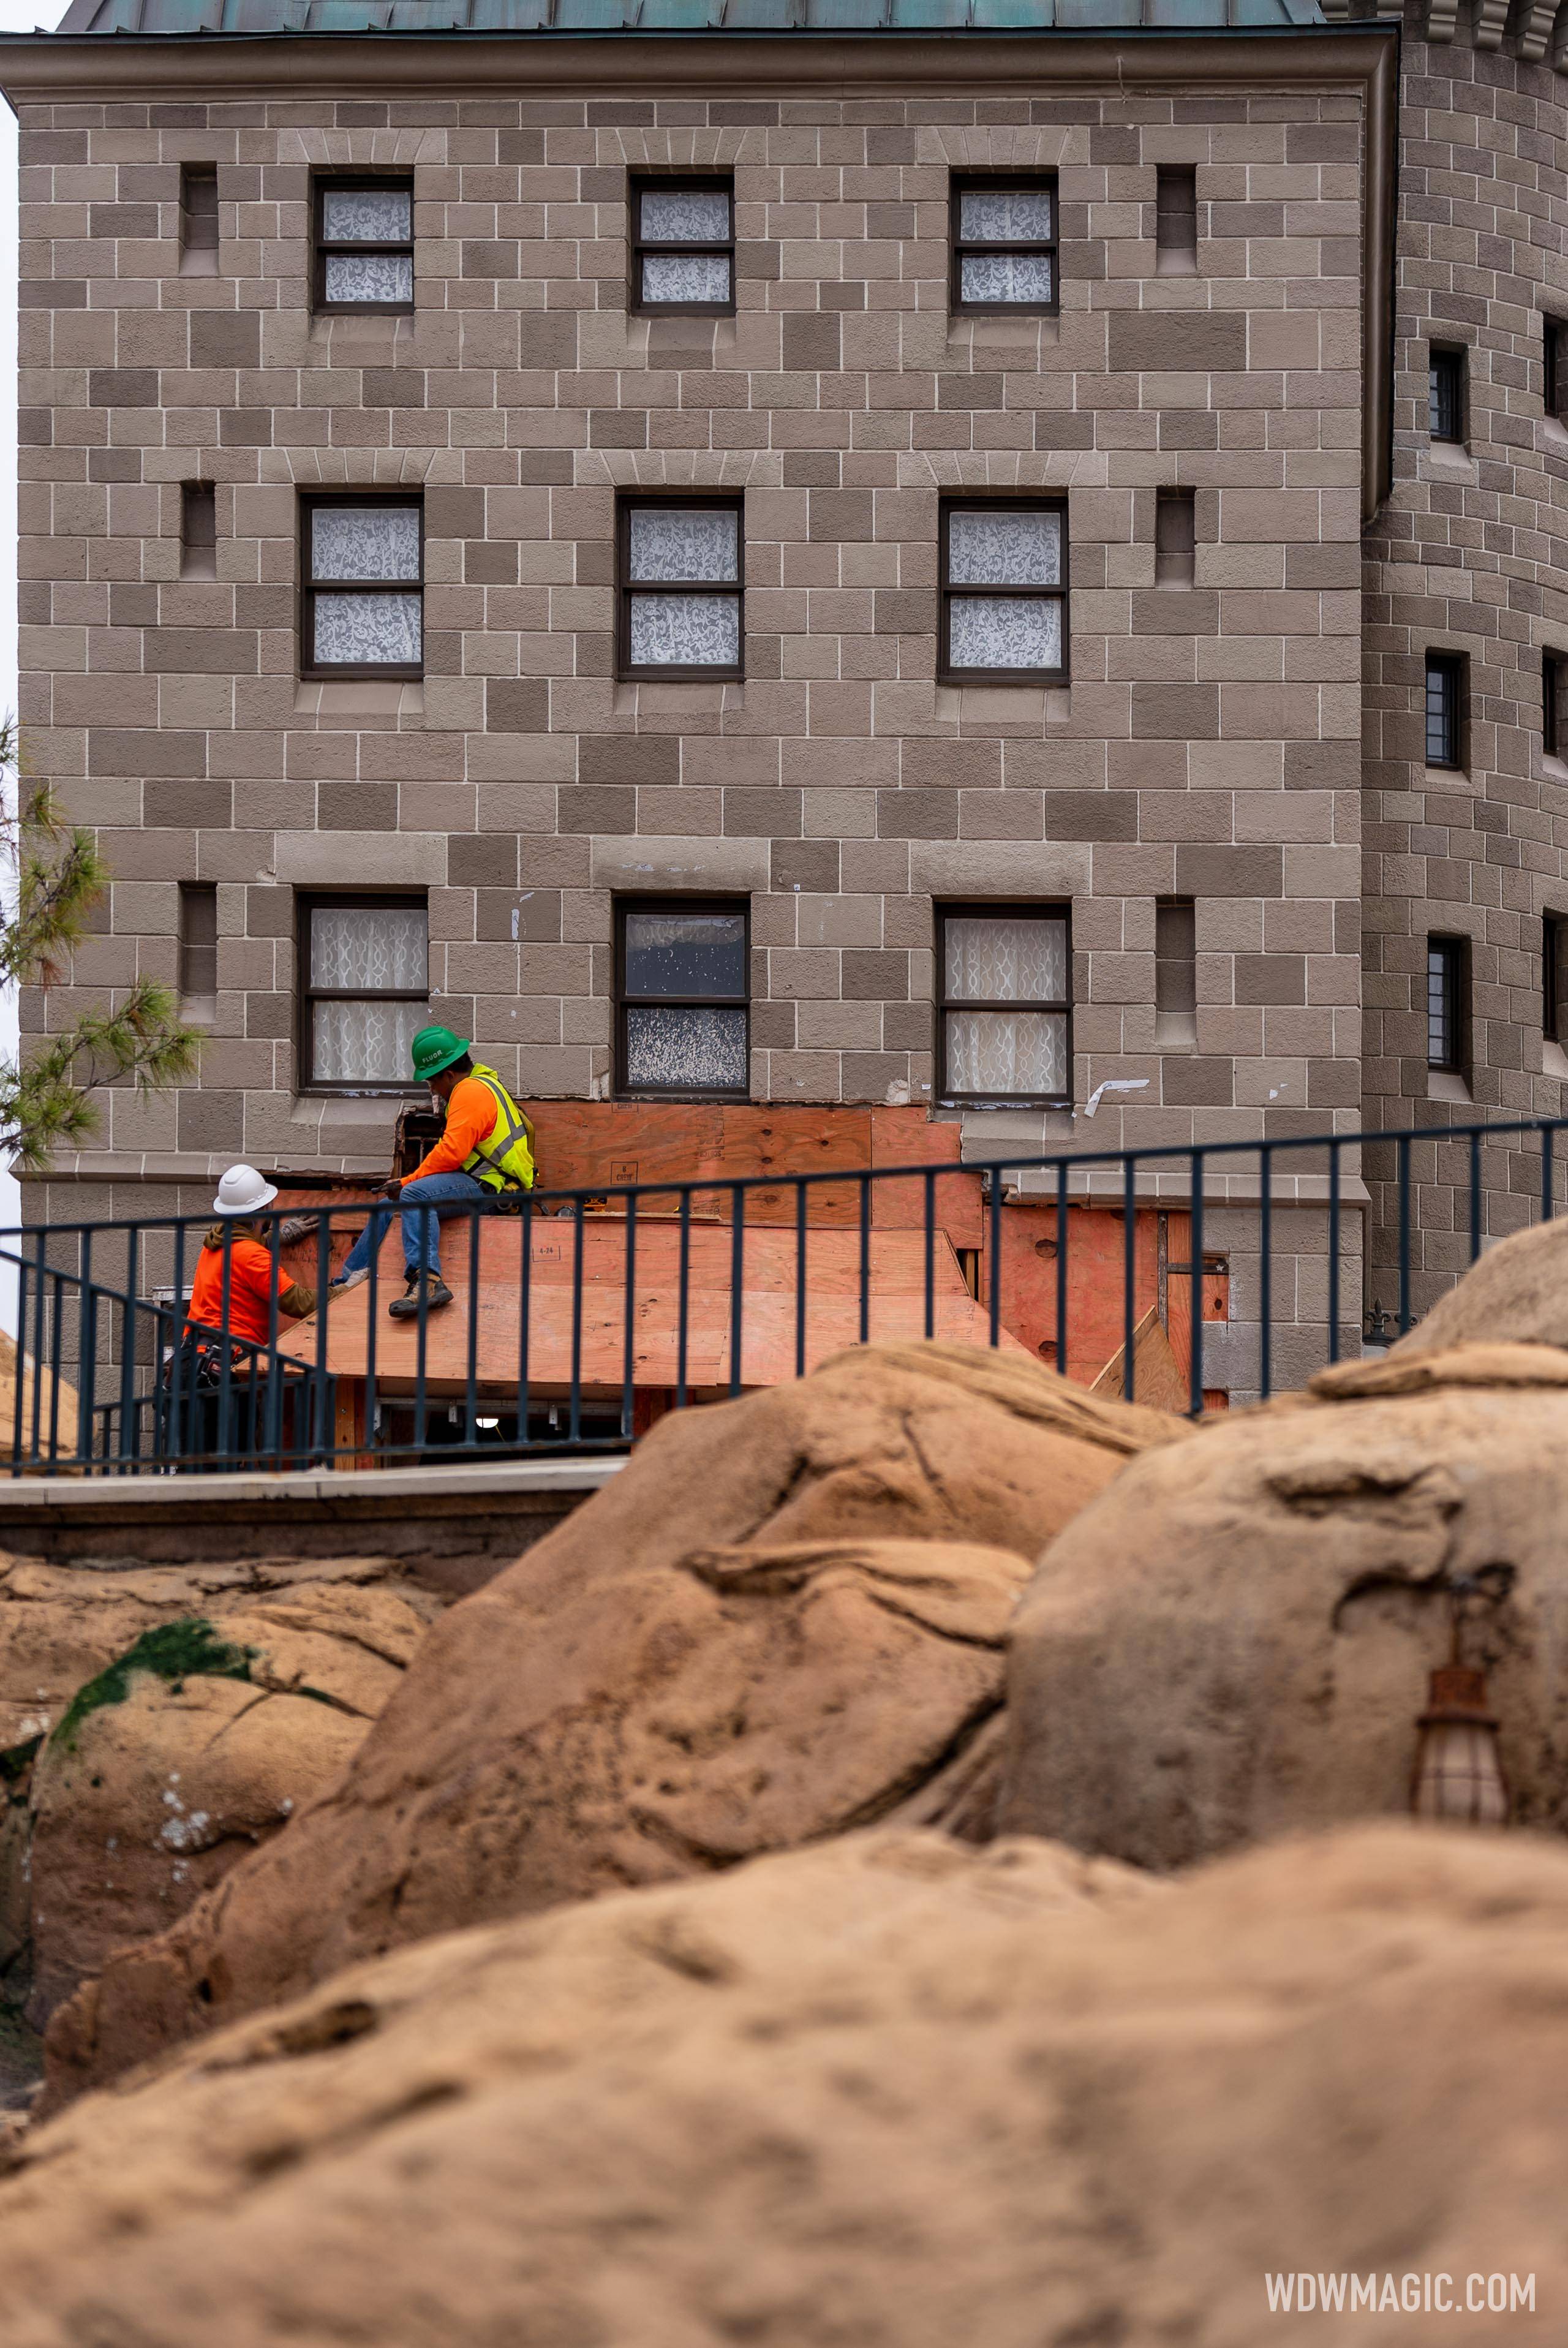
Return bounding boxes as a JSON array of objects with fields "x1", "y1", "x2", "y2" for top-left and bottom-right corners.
[{"x1": 212, "y1": 1163, "x2": 278, "y2": 1217}]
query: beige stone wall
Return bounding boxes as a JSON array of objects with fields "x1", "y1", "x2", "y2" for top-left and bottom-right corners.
[
  {"x1": 1360, "y1": 7, "x2": 1568, "y2": 1315},
  {"x1": 15, "y1": 57, "x2": 1370, "y2": 1193}
]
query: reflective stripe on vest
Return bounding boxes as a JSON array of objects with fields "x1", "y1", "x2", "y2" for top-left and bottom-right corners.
[{"x1": 461, "y1": 1065, "x2": 536, "y2": 1193}]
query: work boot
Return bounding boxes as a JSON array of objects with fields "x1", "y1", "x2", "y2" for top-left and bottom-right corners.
[{"x1": 388, "y1": 1271, "x2": 453, "y2": 1320}]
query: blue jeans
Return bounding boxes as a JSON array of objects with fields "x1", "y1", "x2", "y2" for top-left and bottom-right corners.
[{"x1": 336, "y1": 1170, "x2": 496, "y2": 1282}]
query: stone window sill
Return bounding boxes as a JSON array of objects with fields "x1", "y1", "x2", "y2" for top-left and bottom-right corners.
[
  {"x1": 1427, "y1": 1066, "x2": 1473, "y2": 1106},
  {"x1": 295, "y1": 681, "x2": 424, "y2": 720}
]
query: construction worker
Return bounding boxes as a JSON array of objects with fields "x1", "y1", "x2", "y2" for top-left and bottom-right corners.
[
  {"x1": 331, "y1": 1026, "x2": 535, "y2": 1319},
  {"x1": 174, "y1": 1165, "x2": 320, "y2": 1462}
]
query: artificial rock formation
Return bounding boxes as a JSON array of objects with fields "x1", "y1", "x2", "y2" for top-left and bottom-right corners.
[
  {"x1": 6, "y1": 1822, "x2": 1568, "y2": 2346},
  {"x1": 1001, "y1": 1340, "x2": 1568, "y2": 1868},
  {"x1": 1393, "y1": 1212, "x2": 1568, "y2": 1353},
  {"x1": 46, "y1": 1340, "x2": 1188, "y2": 2099}
]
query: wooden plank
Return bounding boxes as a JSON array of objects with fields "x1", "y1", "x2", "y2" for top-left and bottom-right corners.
[
  {"x1": 869, "y1": 1108, "x2": 983, "y2": 1246},
  {"x1": 715, "y1": 1105, "x2": 872, "y2": 1228},
  {"x1": 1090, "y1": 1304, "x2": 1190, "y2": 1414}
]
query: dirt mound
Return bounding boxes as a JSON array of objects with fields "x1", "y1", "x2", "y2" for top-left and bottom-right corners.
[
  {"x1": 46, "y1": 1340, "x2": 1187, "y2": 2099},
  {"x1": 4, "y1": 1824, "x2": 1567, "y2": 2345},
  {"x1": 1001, "y1": 1348, "x2": 1568, "y2": 1867}
]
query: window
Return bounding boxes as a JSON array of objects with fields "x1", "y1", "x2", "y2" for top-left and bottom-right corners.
[
  {"x1": 298, "y1": 896, "x2": 429, "y2": 1093},
  {"x1": 1428, "y1": 347, "x2": 1464, "y2": 444},
  {"x1": 178, "y1": 884, "x2": 218, "y2": 1020},
  {"x1": 1547, "y1": 651, "x2": 1565, "y2": 760},
  {"x1": 1155, "y1": 899, "x2": 1197, "y2": 1048},
  {"x1": 314, "y1": 178, "x2": 415, "y2": 314},
  {"x1": 179, "y1": 167, "x2": 217, "y2": 278},
  {"x1": 1547, "y1": 316, "x2": 1567, "y2": 425},
  {"x1": 1155, "y1": 489, "x2": 1196, "y2": 588},
  {"x1": 1425, "y1": 653, "x2": 1463, "y2": 769},
  {"x1": 629, "y1": 176, "x2": 734, "y2": 315},
  {"x1": 300, "y1": 495, "x2": 423, "y2": 679},
  {"x1": 617, "y1": 497, "x2": 742, "y2": 679},
  {"x1": 1427, "y1": 936, "x2": 1466, "y2": 1074},
  {"x1": 181, "y1": 483, "x2": 216, "y2": 581},
  {"x1": 615, "y1": 900, "x2": 749, "y2": 1100},
  {"x1": 1545, "y1": 914, "x2": 1568, "y2": 1049},
  {"x1": 1155, "y1": 167, "x2": 1197, "y2": 276},
  {"x1": 937, "y1": 905, "x2": 1071, "y2": 1106},
  {"x1": 949, "y1": 176, "x2": 1057, "y2": 315},
  {"x1": 938, "y1": 500, "x2": 1068, "y2": 684}
]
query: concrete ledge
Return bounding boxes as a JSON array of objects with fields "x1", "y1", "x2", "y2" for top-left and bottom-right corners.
[{"x1": 0, "y1": 1457, "x2": 622, "y2": 1514}]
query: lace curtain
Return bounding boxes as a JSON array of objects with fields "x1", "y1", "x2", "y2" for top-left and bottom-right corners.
[
  {"x1": 944, "y1": 914, "x2": 1068, "y2": 1097},
  {"x1": 639, "y1": 189, "x2": 729, "y2": 242},
  {"x1": 314, "y1": 592, "x2": 423, "y2": 668},
  {"x1": 629, "y1": 593, "x2": 740, "y2": 670},
  {"x1": 322, "y1": 188, "x2": 412, "y2": 243},
  {"x1": 642, "y1": 254, "x2": 732, "y2": 304},
  {"x1": 309, "y1": 905, "x2": 428, "y2": 1086},
  {"x1": 958, "y1": 188, "x2": 1054, "y2": 244},
  {"x1": 948, "y1": 508, "x2": 1060, "y2": 587},
  {"x1": 960, "y1": 252, "x2": 1054, "y2": 306},
  {"x1": 311, "y1": 505, "x2": 421, "y2": 583},
  {"x1": 625, "y1": 1006, "x2": 748, "y2": 1093},
  {"x1": 949, "y1": 595, "x2": 1060, "y2": 672},
  {"x1": 628, "y1": 507, "x2": 738, "y2": 583},
  {"x1": 325, "y1": 252, "x2": 415, "y2": 306}
]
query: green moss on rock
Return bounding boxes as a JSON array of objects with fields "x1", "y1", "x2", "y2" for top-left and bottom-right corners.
[{"x1": 50, "y1": 1620, "x2": 258, "y2": 1754}]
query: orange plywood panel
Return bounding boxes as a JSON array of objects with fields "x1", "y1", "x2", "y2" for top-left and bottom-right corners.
[
  {"x1": 1090, "y1": 1305, "x2": 1191, "y2": 1415},
  {"x1": 989, "y1": 1202, "x2": 1167, "y2": 1388},
  {"x1": 526, "y1": 1103, "x2": 727, "y2": 1202},
  {"x1": 714, "y1": 1106, "x2": 872, "y2": 1228},
  {"x1": 869, "y1": 1108, "x2": 983, "y2": 1246}
]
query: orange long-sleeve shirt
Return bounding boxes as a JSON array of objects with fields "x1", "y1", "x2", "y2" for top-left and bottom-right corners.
[{"x1": 407, "y1": 1073, "x2": 501, "y2": 1184}]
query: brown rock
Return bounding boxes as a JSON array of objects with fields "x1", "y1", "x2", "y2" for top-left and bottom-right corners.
[
  {"x1": 1000, "y1": 1343, "x2": 1568, "y2": 1868},
  {"x1": 47, "y1": 1340, "x2": 1187, "y2": 2097},
  {"x1": 22, "y1": 1583, "x2": 429, "y2": 2031},
  {"x1": 5, "y1": 1824, "x2": 1568, "y2": 2345}
]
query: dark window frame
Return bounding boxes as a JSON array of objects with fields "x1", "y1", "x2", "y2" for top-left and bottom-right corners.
[
  {"x1": 1428, "y1": 344, "x2": 1465, "y2": 444},
  {"x1": 1545, "y1": 912, "x2": 1568, "y2": 1049},
  {"x1": 298, "y1": 489, "x2": 424, "y2": 683},
  {"x1": 1547, "y1": 649, "x2": 1565, "y2": 761},
  {"x1": 628, "y1": 173, "x2": 736, "y2": 319},
  {"x1": 949, "y1": 172, "x2": 1059, "y2": 319},
  {"x1": 616, "y1": 492, "x2": 745, "y2": 683},
  {"x1": 296, "y1": 889, "x2": 430, "y2": 1099},
  {"x1": 1427, "y1": 934, "x2": 1468, "y2": 1076},
  {"x1": 613, "y1": 895, "x2": 752, "y2": 1104},
  {"x1": 312, "y1": 172, "x2": 416, "y2": 318},
  {"x1": 1425, "y1": 651, "x2": 1464, "y2": 770},
  {"x1": 935, "y1": 899, "x2": 1073, "y2": 1111},
  {"x1": 1548, "y1": 315, "x2": 1568, "y2": 425},
  {"x1": 938, "y1": 495, "x2": 1069, "y2": 687}
]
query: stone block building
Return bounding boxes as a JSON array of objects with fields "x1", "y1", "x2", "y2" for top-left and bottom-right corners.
[{"x1": 1, "y1": 0, "x2": 1561, "y2": 1380}]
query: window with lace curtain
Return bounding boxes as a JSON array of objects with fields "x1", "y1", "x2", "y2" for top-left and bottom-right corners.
[
  {"x1": 949, "y1": 175, "x2": 1057, "y2": 315},
  {"x1": 630, "y1": 176, "x2": 735, "y2": 315},
  {"x1": 298, "y1": 895, "x2": 429, "y2": 1093},
  {"x1": 615, "y1": 900, "x2": 750, "y2": 1100},
  {"x1": 938, "y1": 499, "x2": 1068, "y2": 685},
  {"x1": 937, "y1": 905, "x2": 1072, "y2": 1106},
  {"x1": 314, "y1": 176, "x2": 415, "y2": 314},
  {"x1": 618, "y1": 496, "x2": 744, "y2": 680},
  {"x1": 300, "y1": 494, "x2": 423, "y2": 680}
]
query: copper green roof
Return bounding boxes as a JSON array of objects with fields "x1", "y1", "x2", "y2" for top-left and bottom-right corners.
[{"x1": 55, "y1": 0, "x2": 1326, "y2": 32}]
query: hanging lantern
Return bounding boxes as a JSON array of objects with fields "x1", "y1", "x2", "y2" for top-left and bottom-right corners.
[{"x1": 1410, "y1": 1584, "x2": 1510, "y2": 1827}]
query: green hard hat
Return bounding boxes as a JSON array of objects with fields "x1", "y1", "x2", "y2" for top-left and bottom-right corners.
[{"x1": 410, "y1": 1024, "x2": 471, "y2": 1081}]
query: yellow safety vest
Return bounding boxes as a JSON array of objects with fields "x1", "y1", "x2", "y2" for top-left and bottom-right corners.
[{"x1": 461, "y1": 1064, "x2": 536, "y2": 1193}]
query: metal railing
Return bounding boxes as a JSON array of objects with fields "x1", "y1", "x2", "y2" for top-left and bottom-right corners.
[{"x1": 3, "y1": 1111, "x2": 1562, "y2": 1478}]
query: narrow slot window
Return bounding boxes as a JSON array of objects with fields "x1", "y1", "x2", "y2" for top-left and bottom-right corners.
[
  {"x1": 1548, "y1": 317, "x2": 1567, "y2": 425},
  {"x1": 301, "y1": 496, "x2": 423, "y2": 679},
  {"x1": 937, "y1": 905, "x2": 1071, "y2": 1106},
  {"x1": 630, "y1": 177, "x2": 734, "y2": 316},
  {"x1": 1155, "y1": 489, "x2": 1196, "y2": 588},
  {"x1": 615, "y1": 900, "x2": 750, "y2": 1100},
  {"x1": 1428, "y1": 347, "x2": 1464, "y2": 444},
  {"x1": 314, "y1": 178, "x2": 415, "y2": 314},
  {"x1": 1155, "y1": 898, "x2": 1197, "y2": 1048},
  {"x1": 949, "y1": 176, "x2": 1057, "y2": 315},
  {"x1": 1427, "y1": 936, "x2": 1466, "y2": 1074},
  {"x1": 1425, "y1": 653, "x2": 1463, "y2": 770},
  {"x1": 1546, "y1": 650, "x2": 1564, "y2": 760},
  {"x1": 1545, "y1": 913, "x2": 1568, "y2": 1049},
  {"x1": 618, "y1": 497, "x2": 743, "y2": 679},
  {"x1": 179, "y1": 167, "x2": 219, "y2": 278},
  {"x1": 178, "y1": 883, "x2": 219, "y2": 1019},
  {"x1": 181, "y1": 483, "x2": 216, "y2": 581},
  {"x1": 1155, "y1": 167, "x2": 1197, "y2": 276}
]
